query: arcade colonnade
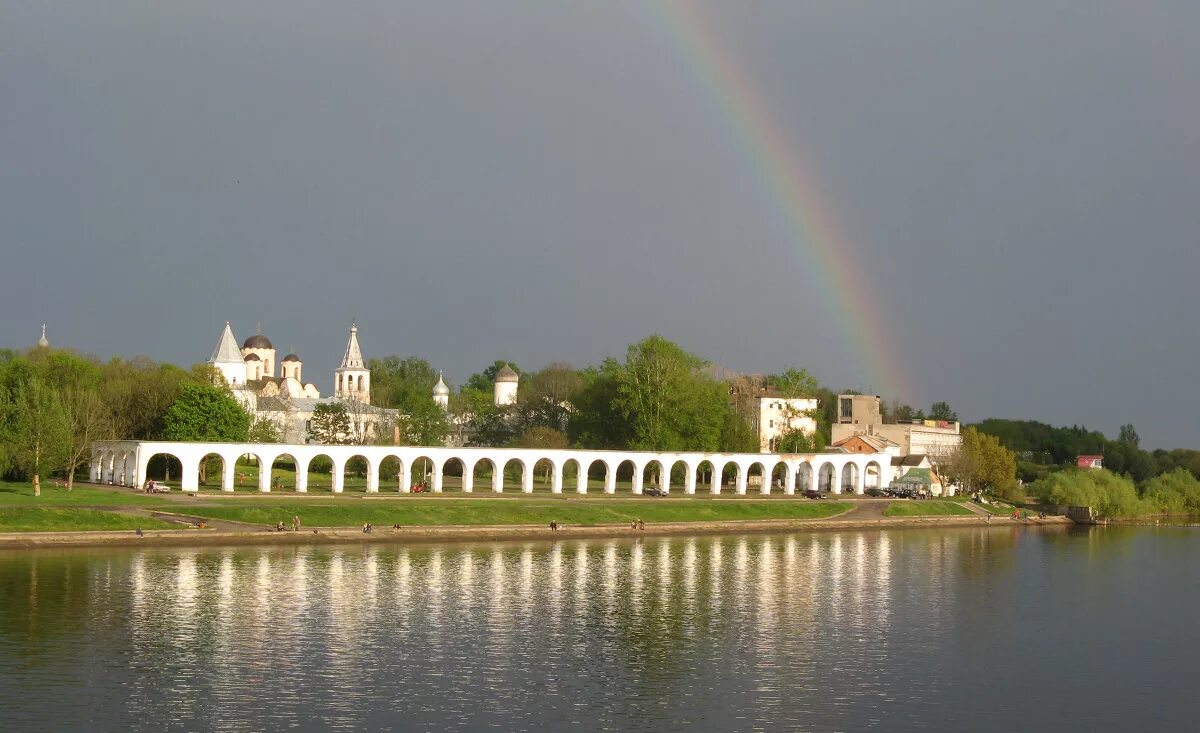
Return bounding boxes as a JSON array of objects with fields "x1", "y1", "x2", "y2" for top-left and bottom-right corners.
[{"x1": 90, "y1": 441, "x2": 890, "y2": 496}]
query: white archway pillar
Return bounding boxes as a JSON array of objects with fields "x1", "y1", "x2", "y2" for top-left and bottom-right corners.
[
  {"x1": 180, "y1": 455, "x2": 200, "y2": 492},
  {"x1": 259, "y1": 463, "x2": 272, "y2": 493},
  {"x1": 551, "y1": 462, "x2": 564, "y2": 494},
  {"x1": 785, "y1": 464, "x2": 796, "y2": 495},
  {"x1": 831, "y1": 463, "x2": 842, "y2": 494},
  {"x1": 685, "y1": 465, "x2": 697, "y2": 495},
  {"x1": 521, "y1": 462, "x2": 533, "y2": 494},
  {"x1": 221, "y1": 455, "x2": 236, "y2": 491},
  {"x1": 735, "y1": 464, "x2": 748, "y2": 495},
  {"x1": 576, "y1": 463, "x2": 589, "y2": 494},
  {"x1": 366, "y1": 459, "x2": 379, "y2": 493},
  {"x1": 710, "y1": 465, "x2": 722, "y2": 495},
  {"x1": 760, "y1": 465, "x2": 771, "y2": 495},
  {"x1": 462, "y1": 461, "x2": 475, "y2": 493},
  {"x1": 492, "y1": 462, "x2": 504, "y2": 493},
  {"x1": 332, "y1": 459, "x2": 345, "y2": 493},
  {"x1": 659, "y1": 463, "x2": 670, "y2": 494},
  {"x1": 632, "y1": 463, "x2": 644, "y2": 495},
  {"x1": 295, "y1": 458, "x2": 309, "y2": 493},
  {"x1": 604, "y1": 464, "x2": 616, "y2": 494},
  {"x1": 432, "y1": 460, "x2": 444, "y2": 493}
]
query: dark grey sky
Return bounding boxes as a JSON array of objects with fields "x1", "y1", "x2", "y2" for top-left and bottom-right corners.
[{"x1": 3, "y1": 1, "x2": 1197, "y2": 447}]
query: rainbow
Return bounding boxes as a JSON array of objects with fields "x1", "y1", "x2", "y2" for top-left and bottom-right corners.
[{"x1": 648, "y1": 1, "x2": 912, "y2": 401}]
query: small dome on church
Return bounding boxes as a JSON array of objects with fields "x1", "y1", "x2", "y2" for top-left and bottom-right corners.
[
  {"x1": 495, "y1": 364, "x2": 519, "y2": 383},
  {"x1": 282, "y1": 353, "x2": 301, "y2": 363},
  {"x1": 243, "y1": 353, "x2": 261, "y2": 362},
  {"x1": 433, "y1": 373, "x2": 450, "y2": 396},
  {"x1": 243, "y1": 334, "x2": 273, "y2": 349}
]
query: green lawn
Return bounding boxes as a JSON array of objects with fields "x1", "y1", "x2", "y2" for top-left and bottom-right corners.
[
  {"x1": 0, "y1": 508, "x2": 176, "y2": 532},
  {"x1": 0, "y1": 482, "x2": 173, "y2": 507},
  {"x1": 178, "y1": 498, "x2": 854, "y2": 528},
  {"x1": 883, "y1": 500, "x2": 974, "y2": 517}
]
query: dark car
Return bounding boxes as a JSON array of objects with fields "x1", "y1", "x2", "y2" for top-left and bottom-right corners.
[
  {"x1": 643, "y1": 488, "x2": 666, "y2": 497},
  {"x1": 804, "y1": 489, "x2": 823, "y2": 499},
  {"x1": 865, "y1": 488, "x2": 888, "y2": 497}
]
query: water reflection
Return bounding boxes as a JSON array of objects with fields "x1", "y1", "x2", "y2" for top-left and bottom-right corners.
[{"x1": 6, "y1": 525, "x2": 1197, "y2": 732}]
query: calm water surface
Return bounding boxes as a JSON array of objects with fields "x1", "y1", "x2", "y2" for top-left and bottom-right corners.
[{"x1": 0, "y1": 526, "x2": 1196, "y2": 732}]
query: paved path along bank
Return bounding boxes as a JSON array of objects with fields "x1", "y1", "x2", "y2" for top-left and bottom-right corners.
[{"x1": 0, "y1": 511, "x2": 1073, "y2": 550}]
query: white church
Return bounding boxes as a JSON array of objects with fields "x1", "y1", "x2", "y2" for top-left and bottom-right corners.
[{"x1": 208, "y1": 321, "x2": 399, "y2": 444}]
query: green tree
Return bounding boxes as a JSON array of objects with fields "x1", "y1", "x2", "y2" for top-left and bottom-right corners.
[
  {"x1": 1030, "y1": 468, "x2": 1146, "y2": 518},
  {"x1": 248, "y1": 416, "x2": 282, "y2": 443},
  {"x1": 10, "y1": 378, "x2": 70, "y2": 496},
  {"x1": 929, "y1": 401, "x2": 958, "y2": 422},
  {"x1": 950, "y1": 426, "x2": 1016, "y2": 496},
  {"x1": 368, "y1": 356, "x2": 449, "y2": 446},
  {"x1": 566, "y1": 361, "x2": 630, "y2": 449},
  {"x1": 767, "y1": 367, "x2": 820, "y2": 398},
  {"x1": 162, "y1": 383, "x2": 251, "y2": 442},
  {"x1": 614, "y1": 335, "x2": 725, "y2": 451},
  {"x1": 60, "y1": 386, "x2": 110, "y2": 489},
  {"x1": 309, "y1": 402, "x2": 353, "y2": 445},
  {"x1": 719, "y1": 412, "x2": 759, "y2": 453},
  {"x1": 1118, "y1": 424, "x2": 1140, "y2": 448}
]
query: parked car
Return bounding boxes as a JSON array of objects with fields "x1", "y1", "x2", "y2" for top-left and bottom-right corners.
[
  {"x1": 865, "y1": 488, "x2": 888, "y2": 497},
  {"x1": 804, "y1": 489, "x2": 823, "y2": 500},
  {"x1": 643, "y1": 488, "x2": 666, "y2": 497}
]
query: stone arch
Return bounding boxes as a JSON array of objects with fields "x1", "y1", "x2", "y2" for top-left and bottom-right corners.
[
  {"x1": 199, "y1": 451, "x2": 227, "y2": 489},
  {"x1": 818, "y1": 462, "x2": 836, "y2": 493},
  {"x1": 231, "y1": 450, "x2": 265, "y2": 490},
  {"x1": 303, "y1": 452, "x2": 336, "y2": 492},
  {"x1": 640, "y1": 461, "x2": 667, "y2": 493},
  {"x1": 442, "y1": 456, "x2": 468, "y2": 492},
  {"x1": 796, "y1": 462, "x2": 814, "y2": 492},
  {"x1": 668, "y1": 459, "x2": 691, "y2": 494},
  {"x1": 582, "y1": 458, "x2": 610, "y2": 494},
  {"x1": 559, "y1": 457, "x2": 585, "y2": 494},
  {"x1": 501, "y1": 457, "x2": 531, "y2": 493},
  {"x1": 341, "y1": 453, "x2": 375, "y2": 493},
  {"x1": 472, "y1": 456, "x2": 502, "y2": 493},
  {"x1": 409, "y1": 454, "x2": 440, "y2": 492},
  {"x1": 141, "y1": 451, "x2": 185, "y2": 490},
  {"x1": 747, "y1": 460, "x2": 771, "y2": 494},
  {"x1": 531, "y1": 455, "x2": 556, "y2": 492},
  {"x1": 695, "y1": 460, "x2": 718, "y2": 494},
  {"x1": 767, "y1": 460, "x2": 790, "y2": 494},
  {"x1": 613, "y1": 459, "x2": 638, "y2": 494},
  {"x1": 841, "y1": 462, "x2": 860, "y2": 494},
  {"x1": 268, "y1": 453, "x2": 299, "y2": 492},
  {"x1": 378, "y1": 454, "x2": 406, "y2": 492},
  {"x1": 865, "y1": 461, "x2": 884, "y2": 490}
]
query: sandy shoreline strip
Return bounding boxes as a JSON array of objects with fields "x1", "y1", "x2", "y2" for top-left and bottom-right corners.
[{"x1": 0, "y1": 514, "x2": 1073, "y2": 550}]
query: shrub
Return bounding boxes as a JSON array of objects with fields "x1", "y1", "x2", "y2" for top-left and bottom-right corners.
[
  {"x1": 1029, "y1": 468, "x2": 1148, "y2": 518},
  {"x1": 1142, "y1": 469, "x2": 1200, "y2": 514}
]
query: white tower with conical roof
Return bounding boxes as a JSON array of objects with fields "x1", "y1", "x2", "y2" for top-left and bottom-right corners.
[
  {"x1": 209, "y1": 322, "x2": 247, "y2": 386},
  {"x1": 334, "y1": 321, "x2": 371, "y2": 403},
  {"x1": 494, "y1": 363, "x2": 519, "y2": 406},
  {"x1": 433, "y1": 371, "x2": 450, "y2": 410}
]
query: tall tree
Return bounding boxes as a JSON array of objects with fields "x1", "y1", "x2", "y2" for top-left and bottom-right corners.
[
  {"x1": 367, "y1": 356, "x2": 448, "y2": 445},
  {"x1": 614, "y1": 335, "x2": 725, "y2": 451},
  {"x1": 60, "y1": 386, "x2": 110, "y2": 489},
  {"x1": 1118, "y1": 424, "x2": 1140, "y2": 448},
  {"x1": 309, "y1": 402, "x2": 353, "y2": 445},
  {"x1": 10, "y1": 378, "x2": 70, "y2": 496},
  {"x1": 162, "y1": 383, "x2": 251, "y2": 442},
  {"x1": 929, "y1": 401, "x2": 958, "y2": 422}
]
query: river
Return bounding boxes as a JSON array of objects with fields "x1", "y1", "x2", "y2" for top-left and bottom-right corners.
[{"x1": 0, "y1": 525, "x2": 1195, "y2": 731}]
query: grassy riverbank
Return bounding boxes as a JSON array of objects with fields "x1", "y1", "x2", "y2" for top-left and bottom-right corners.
[
  {"x1": 883, "y1": 500, "x2": 974, "y2": 517},
  {"x1": 0, "y1": 508, "x2": 176, "y2": 532},
  {"x1": 177, "y1": 498, "x2": 854, "y2": 528},
  {"x1": 0, "y1": 481, "x2": 853, "y2": 530}
]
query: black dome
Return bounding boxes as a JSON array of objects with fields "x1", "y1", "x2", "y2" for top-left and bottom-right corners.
[
  {"x1": 243, "y1": 353, "x2": 261, "y2": 361},
  {"x1": 243, "y1": 334, "x2": 274, "y2": 349},
  {"x1": 282, "y1": 353, "x2": 301, "y2": 363}
]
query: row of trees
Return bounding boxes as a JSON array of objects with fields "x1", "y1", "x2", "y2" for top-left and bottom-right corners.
[{"x1": 974, "y1": 418, "x2": 1200, "y2": 484}]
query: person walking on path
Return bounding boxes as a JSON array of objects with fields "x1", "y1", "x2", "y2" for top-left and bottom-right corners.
[{"x1": 292, "y1": 515, "x2": 300, "y2": 532}]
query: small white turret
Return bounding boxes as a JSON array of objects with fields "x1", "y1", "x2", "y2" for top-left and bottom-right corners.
[
  {"x1": 209, "y1": 322, "x2": 247, "y2": 386},
  {"x1": 493, "y1": 363, "x2": 518, "y2": 407},
  {"x1": 433, "y1": 371, "x2": 450, "y2": 409},
  {"x1": 334, "y1": 321, "x2": 371, "y2": 403},
  {"x1": 37, "y1": 324, "x2": 49, "y2": 348}
]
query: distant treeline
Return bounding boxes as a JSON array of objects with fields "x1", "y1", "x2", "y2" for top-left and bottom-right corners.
[{"x1": 973, "y1": 419, "x2": 1200, "y2": 483}]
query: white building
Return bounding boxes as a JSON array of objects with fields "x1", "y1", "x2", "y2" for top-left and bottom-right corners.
[
  {"x1": 753, "y1": 393, "x2": 819, "y2": 453},
  {"x1": 207, "y1": 321, "x2": 397, "y2": 444},
  {"x1": 494, "y1": 363, "x2": 519, "y2": 406}
]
